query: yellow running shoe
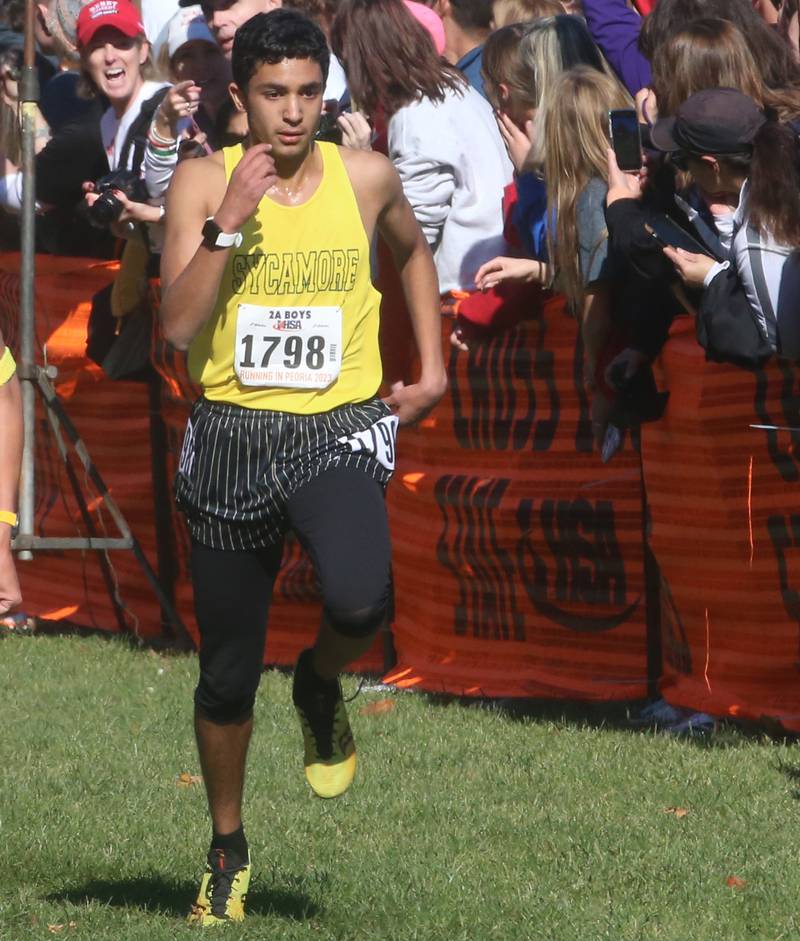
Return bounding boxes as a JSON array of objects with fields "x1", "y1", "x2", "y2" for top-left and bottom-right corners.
[
  {"x1": 292, "y1": 648, "x2": 356, "y2": 799},
  {"x1": 186, "y1": 848, "x2": 251, "y2": 927}
]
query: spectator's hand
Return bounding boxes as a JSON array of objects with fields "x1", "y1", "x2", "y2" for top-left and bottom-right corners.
[
  {"x1": 337, "y1": 111, "x2": 372, "y2": 150},
  {"x1": 214, "y1": 143, "x2": 277, "y2": 233},
  {"x1": 495, "y1": 111, "x2": 534, "y2": 174},
  {"x1": 604, "y1": 347, "x2": 647, "y2": 389},
  {"x1": 0, "y1": 64, "x2": 18, "y2": 107},
  {"x1": 639, "y1": 150, "x2": 664, "y2": 194},
  {"x1": 662, "y1": 246, "x2": 716, "y2": 287},
  {"x1": 450, "y1": 317, "x2": 487, "y2": 353},
  {"x1": 158, "y1": 80, "x2": 201, "y2": 134},
  {"x1": 84, "y1": 188, "x2": 162, "y2": 226},
  {"x1": 450, "y1": 326, "x2": 469, "y2": 352},
  {"x1": 382, "y1": 377, "x2": 447, "y2": 426},
  {"x1": 606, "y1": 148, "x2": 644, "y2": 206},
  {"x1": 0, "y1": 541, "x2": 21, "y2": 616},
  {"x1": 475, "y1": 256, "x2": 544, "y2": 291}
]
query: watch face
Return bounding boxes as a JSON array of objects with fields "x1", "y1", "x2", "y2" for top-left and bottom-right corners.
[
  {"x1": 202, "y1": 219, "x2": 222, "y2": 243},
  {"x1": 203, "y1": 218, "x2": 241, "y2": 247}
]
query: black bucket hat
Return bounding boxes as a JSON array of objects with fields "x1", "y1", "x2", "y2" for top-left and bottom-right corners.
[{"x1": 651, "y1": 87, "x2": 766, "y2": 156}]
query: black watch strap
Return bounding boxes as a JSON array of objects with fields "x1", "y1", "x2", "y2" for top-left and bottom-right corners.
[{"x1": 202, "y1": 217, "x2": 243, "y2": 249}]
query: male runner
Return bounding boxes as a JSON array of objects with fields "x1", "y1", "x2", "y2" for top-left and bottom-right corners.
[
  {"x1": 0, "y1": 330, "x2": 22, "y2": 617},
  {"x1": 160, "y1": 8, "x2": 446, "y2": 927}
]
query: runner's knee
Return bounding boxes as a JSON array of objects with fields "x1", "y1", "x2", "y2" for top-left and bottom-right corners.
[
  {"x1": 324, "y1": 596, "x2": 388, "y2": 638},
  {"x1": 194, "y1": 675, "x2": 258, "y2": 723}
]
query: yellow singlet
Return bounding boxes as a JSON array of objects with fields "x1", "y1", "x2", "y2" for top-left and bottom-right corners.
[{"x1": 188, "y1": 141, "x2": 383, "y2": 414}]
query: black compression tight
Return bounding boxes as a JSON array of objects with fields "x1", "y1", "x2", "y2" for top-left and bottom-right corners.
[{"x1": 191, "y1": 467, "x2": 392, "y2": 722}]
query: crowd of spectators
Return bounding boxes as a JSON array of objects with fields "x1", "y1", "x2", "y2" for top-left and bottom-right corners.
[{"x1": 0, "y1": 0, "x2": 799, "y2": 451}]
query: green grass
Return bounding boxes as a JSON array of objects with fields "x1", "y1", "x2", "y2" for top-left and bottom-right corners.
[{"x1": 0, "y1": 633, "x2": 798, "y2": 940}]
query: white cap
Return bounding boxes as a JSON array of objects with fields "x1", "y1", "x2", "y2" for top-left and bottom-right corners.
[{"x1": 165, "y1": 5, "x2": 215, "y2": 60}]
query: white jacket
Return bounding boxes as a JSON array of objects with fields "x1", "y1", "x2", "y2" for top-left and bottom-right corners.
[{"x1": 388, "y1": 84, "x2": 512, "y2": 293}]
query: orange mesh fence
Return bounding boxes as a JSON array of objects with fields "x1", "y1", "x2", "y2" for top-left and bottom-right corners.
[
  {"x1": 6, "y1": 254, "x2": 800, "y2": 725},
  {"x1": 0, "y1": 254, "x2": 161, "y2": 635},
  {"x1": 384, "y1": 295, "x2": 649, "y2": 698},
  {"x1": 644, "y1": 317, "x2": 800, "y2": 731}
]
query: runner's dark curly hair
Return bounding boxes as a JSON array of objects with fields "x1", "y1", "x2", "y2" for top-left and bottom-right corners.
[{"x1": 232, "y1": 8, "x2": 330, "y2": 91}]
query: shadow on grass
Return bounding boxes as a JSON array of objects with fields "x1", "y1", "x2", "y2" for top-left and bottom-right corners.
[
  {"x1": 45, "y1": 876, "x2": 320, "y2": 920},
  {"x1": 420, "y1": 692, "x2": 798, "y2": 748}
]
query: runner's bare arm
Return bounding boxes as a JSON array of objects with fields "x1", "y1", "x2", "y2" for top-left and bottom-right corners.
[
  {"x1": 0, "y1": 329, "x2": 22, "y2": 614},
  {"x1": 372, "y1": 157, "x2": 447, "y2": 424},
  {"x1": 160, "y1": 145, "x2": 277, "y2": 351}
]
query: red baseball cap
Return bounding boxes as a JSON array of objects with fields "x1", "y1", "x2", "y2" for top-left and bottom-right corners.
[{"x1": 76, "y1": 0, "x2": 145, "y2": 49}]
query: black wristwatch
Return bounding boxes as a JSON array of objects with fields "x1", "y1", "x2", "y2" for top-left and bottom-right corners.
[{"x1": 202, "y1": 216, "x2": 243, "y2": 249}]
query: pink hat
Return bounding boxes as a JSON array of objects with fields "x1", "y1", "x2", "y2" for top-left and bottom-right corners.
[{"x1": 403, "y1": 0, "x2": 446, "y2": 55}]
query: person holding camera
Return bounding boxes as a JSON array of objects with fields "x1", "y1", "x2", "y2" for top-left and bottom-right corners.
[{"x1": 76, "y1": 0, "x2": 168, "y2": 232}]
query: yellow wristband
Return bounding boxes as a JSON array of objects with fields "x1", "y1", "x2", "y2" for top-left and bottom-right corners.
[
  {"x1": 0, "y1": 510, "x2": 18, "y2": 528},
  {"x1": 0, "y1": 345, "x2": 16, "y2": 386}
]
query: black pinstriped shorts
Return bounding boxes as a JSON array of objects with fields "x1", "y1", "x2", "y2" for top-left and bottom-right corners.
[{"x1": 174, "y1": 396, "x2": 397, "y2": 551}]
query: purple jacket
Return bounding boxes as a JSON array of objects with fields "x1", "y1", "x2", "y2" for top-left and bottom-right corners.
[{"x1": 581, "y1": 0, "x2": 652, "y2": 95}]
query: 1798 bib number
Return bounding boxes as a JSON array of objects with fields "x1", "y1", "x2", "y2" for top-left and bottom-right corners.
[{"x1": 234, "y1": 304, "x2": 342, "y2": 389}]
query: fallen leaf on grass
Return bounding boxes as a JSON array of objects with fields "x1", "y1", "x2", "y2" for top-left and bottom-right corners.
[
  {"x1": 176, "y1": 772, "x2": 202, "y2": 788},
  {"x1": 664, "y1": 807, "x2": 690, "y2": 818},
  {"x1": 726, "y1": 875, "x2": 746, "y2": 889},
  {"x1": 47, "y1": 923, "x2": 76, "y2": 934},
  {"x1": 359, "y1": 699, "x2": 395, "y2": 717}
]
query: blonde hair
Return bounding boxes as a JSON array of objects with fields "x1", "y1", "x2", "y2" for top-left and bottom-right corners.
[
  {"x1": 491, "y1": 0, "x2": 561, "y2": 28},
  {"x1": 518, "y1": 15, "x2": 614, "y2": 112},
  {"x1": 536, "y1": 65, "x2": 632, "y2": 306}
]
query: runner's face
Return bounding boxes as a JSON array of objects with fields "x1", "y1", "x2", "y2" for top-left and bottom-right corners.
[
  {"x1": 237, "y1": 58, "x2": 324, "y2": 160},
  {"x1": 200, "y1": 0, "x2": 279, "y2": 59},
  {"x1": 83, "y1": 27, "x2": 148, "y2": 109}
]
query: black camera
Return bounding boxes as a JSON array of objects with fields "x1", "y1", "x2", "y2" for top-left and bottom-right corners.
[
  {"x1": 315, "y1": 109, "x2": 343, "y2": 145},
  {"x1": 88, "y1": 169, "x2": 149, "y2": 229}
]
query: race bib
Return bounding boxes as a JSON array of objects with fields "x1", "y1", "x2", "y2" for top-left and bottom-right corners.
[
  {"x1": 338, "y1": 415, "x2": 399, "y2": 472},
  {"x1": 234, "y1": 304, "x2": 342, "y2": 389}
]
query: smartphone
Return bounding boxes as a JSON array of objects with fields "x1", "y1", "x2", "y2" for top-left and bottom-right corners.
[
  {"x1": 608, "y1": 109, "x2": 642, "y2": 172},
  {"x1": 644, "y1": 217, "x2": 709, "y2": 255}
]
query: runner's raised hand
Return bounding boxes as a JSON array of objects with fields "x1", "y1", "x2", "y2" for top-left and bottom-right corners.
[{"x1": 214, "y1": 143, "x2": 277, "y2": 232}]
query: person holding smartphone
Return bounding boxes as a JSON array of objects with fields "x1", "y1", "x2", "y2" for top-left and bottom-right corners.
[
  {"x1": 608, "y1": 88, "x2": 799, "y2": 365},
  {"x1": 651, "y1": 88, "x2": 800, "y2": 361}
]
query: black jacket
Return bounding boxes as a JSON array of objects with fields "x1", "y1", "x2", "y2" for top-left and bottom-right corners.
[{"x1": 606, "y1": 196, "x2": 772, "y2": 368}]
